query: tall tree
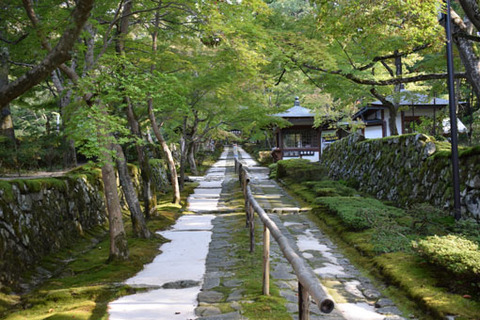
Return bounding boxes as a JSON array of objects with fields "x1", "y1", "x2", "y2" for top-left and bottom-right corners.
[{"x1": 265, "y1": 0, "x2": 472, "y2": 135}]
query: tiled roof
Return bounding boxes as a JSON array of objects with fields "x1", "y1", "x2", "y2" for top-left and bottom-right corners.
[
  {"x1": 273, "y1": 97, "x2": 315, "y2": 118},
  {"x1": 370, "y1": 90, "x2": 449, "y2": 106}
]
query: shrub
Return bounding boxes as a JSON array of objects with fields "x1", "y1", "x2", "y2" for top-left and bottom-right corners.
[
  {"x1": 268, "y1": 163, "x2": 278, "y2": 179},
  {"x1": 372, "y1": 226, "x2": 412, "y2": 253},
  {"x1": 414, "y1": 235, "x2": 480, "y2": 279},
  {"x1": 406, "y1": 203, "x2": 452, "y2": 236},
  {"x1": 0, "y1": 134, "x2": 64, "y2": 172},
  {"x1": 258, "y1": 151, "x2": 273, "y2": 166},
  {"x1": 316, "y1": 196, "x2": 404, "y2": 231},
  {"x1": 304, "y1": 180, "x2": 357, "y2": 197},
  {"x1": 276, "y1": 159, "x2": 327, "y2": 182},
  {"x1": 453, "y1": 219, "x2": 480, "y2": 245}
]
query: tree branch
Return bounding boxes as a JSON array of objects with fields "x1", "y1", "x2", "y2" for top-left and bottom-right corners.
[
  {"x1": 275, "y1": 68, "x2": 286, "y2": 86},
  {"x1": 356, "y1": 44, "x2": 431, "y2": 71},
  {"x1": 301, "y1": 62, "x2": 467, "y2": 86},
  {"x1": 0, "y1": 33, "x2": 29, "y2": 45},
  {"x1": 0, "y1": 0, "x2": 94, "y2": 107},
  {"x1": 459, "y1": 0, "x2": 480, "y2": 32}
]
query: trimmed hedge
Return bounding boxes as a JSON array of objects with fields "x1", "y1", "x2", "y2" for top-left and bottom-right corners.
[
  {"x1": 276, "y1": 159, "x2": 327, "y2": 182},
  {"x1": 303, "y1": 180, "x2": 358, "y2": 197},
  {"x1": 415, "y1": 235, "x2": 480, "y2": 279},
  {"x1": 315, "y1": 196, "x2": 404, "y2": 231}
]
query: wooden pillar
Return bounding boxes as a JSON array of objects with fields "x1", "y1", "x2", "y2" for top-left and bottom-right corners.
[
  {"x1": 298, "y1": 282, "x2": 310, "y2": 320},
  {"x1": 263, "y1": 224, "x2": 270, "y2": 295}
]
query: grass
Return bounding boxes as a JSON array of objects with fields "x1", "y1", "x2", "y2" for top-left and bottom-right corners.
[
  {"x1": 281, "y1": 177, "x2": 480, "y2": 320},
  {"x1": 0, "y1": 181, "x2": 199, "y2": 320}
]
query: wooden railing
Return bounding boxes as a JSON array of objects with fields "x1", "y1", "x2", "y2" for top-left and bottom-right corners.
[{"x1": 234, "y1": 156, "x2": 335, "y2": 318}]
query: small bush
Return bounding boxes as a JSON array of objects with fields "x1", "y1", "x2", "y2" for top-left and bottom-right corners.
[
  {"x1": 406, "y1": 203, "x2": 452, "y2": 236},
  {"x1": 316, "y1": 196, "x2": 404, "y2": 231},
  {"x1": 414, "y1": 235, "x2": 480, "y2": 279},
  {"x1": 453, "y1": 219, "x2": 480, "y2": 245},
  {"x1": 258, "y1": 151, "x2": 273, "y2": 165},
  {"x1": 304, "y1": 180, "x2": 357, "y2": 197},
  {"x1": 372, "y1": 227, "x2": 412, "y2": 253},
  {"x1": 276, "y1": 159, "x2": 327, "y2": 182},
  {"x1": 0, "y1": 134, "x2": 65, "y2": 172},
  {"x1": 268, "y1": 163, "x2": 278, "y2": 179}
]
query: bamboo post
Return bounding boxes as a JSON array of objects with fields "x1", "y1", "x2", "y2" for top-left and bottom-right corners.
[
  {"x1": 245, "y1": 198, "x2": 250, "y2": 228},
  {"x1": 245, "y1": 186, "x2": 335, "y2": 314},
  {"x1": 263, "y1": 224, "x2": 270, "y2": 295},
  {"x1": 236, "y1": 160, "x2": 335, "y2": 315},
  {"x1": 298, "y1": 282, "x2": 310, "y2": 320},
  {"x1": 249, "y1": 202, "x2": 255, "y2": 253}
]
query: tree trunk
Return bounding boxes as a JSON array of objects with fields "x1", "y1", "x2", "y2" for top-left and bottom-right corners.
[
  {"x1": 51, "y1": 69, "x2": 77, "y2": 168},
  {"x1": 370, "y1": 88, "x2": 399, "y2": 136},
  {"x1": 148, "y1": 101, "x2": 181, "y2": 205},
  {"x1": 387, "y1": 106, "x2": 399, "y2": 136},
  {"x1": 459, "y1": 0, "x2": 480, "y2": 32},
  {"x1": 187, "y1": 142, "x2": 198, "y2": 175},
  {"x1": 117, "y1": 0, "x2": 157, "y2": 217},
  {"x1": 179, "y1": 119, "x2": 187, "y2": 190},
  {"x1": 0, "y1": 47, "x2": 15, "y2": 143},
  {"x1": 101, "y1": 156, "x2": 129, "y2": 261},
  {"x1": 451, "y1": 16, "x2": 480, "y2": 100},
  {"x1": 97, "y1": 100, "x2": 128, "y2": 260},
  {"x1": 114, "y1": 144, "x2": 152, "y2": 239},
  {"x1": 125, "y1": 99, "x2": 156, "y2": 219}
]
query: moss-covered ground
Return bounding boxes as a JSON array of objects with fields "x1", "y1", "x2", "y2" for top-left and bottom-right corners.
[
  {"x1": 228, "y1": 210, "x2": 290, "y2": 320},
  {"x1": 279, "y1": 175, "x2": 480, "y2": 320},
  {"x1": 0, "y1": 182, "x2": 198, "y2": 320},
  {"x1": 200, "y1": 177, "x2": 291, "y2": 319}
]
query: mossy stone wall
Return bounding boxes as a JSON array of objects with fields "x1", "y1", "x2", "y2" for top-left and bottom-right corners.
[
  {"x1": 322, "y1": 133, "x2": 480, "y2": 219},
  {"x1": 0, "y1": 174, "x2": 107, "y2": 289}
]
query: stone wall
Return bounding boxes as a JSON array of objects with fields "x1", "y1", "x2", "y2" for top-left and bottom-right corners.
[
  {"x1": 0, "y1": 160, "x2": 171, "y2": 290},
  {"x1": 322, "y1": 133, "x2": 480, "y2": 219},
  {"x1": 0, "y1": 173, "x2": 106, "y2": 289}
]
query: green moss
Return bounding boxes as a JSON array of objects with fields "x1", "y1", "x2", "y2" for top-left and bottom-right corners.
[
  {"x1": 228, "y1": 214, "x2": 290, "y2": 320},
  {"x1": 0, "y1": 181, "x2": 14, "y2": 202},
  {"x1": 66, "y1": 166, "x2": 102, "y2": 185},
  {"x1": 459, "y1": 145, "x2": 480, "y2": 158},
  {"x1": 374, "y1": 253, "x2": 480, "y2": 319},
  {"x1": 0, "y1": 179, "x2": 199, "y2": 320}
]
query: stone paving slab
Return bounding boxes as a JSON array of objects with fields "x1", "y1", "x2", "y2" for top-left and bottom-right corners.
[
  {"x1": 132, "y1": 145, "x2": 409, "y2": 320},
  {"x1": 235, "y1": 147, "x2": 407, "y2": 320}
]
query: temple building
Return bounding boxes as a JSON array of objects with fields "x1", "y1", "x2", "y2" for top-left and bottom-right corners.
[{"x1": 272, "y1": 97, "x2": 344, "y2": 161}]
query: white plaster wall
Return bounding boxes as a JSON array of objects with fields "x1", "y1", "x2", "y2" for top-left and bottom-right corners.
[
  {"x1": 364, "y1": 126, "x2": 383, "y2": 139},
  {"x1": 283, "y1": 152, "x2": 319, "y2": 162}
]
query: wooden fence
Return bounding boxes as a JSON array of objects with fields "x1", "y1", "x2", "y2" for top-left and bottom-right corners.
[{"x1": 234, "y1": 157, "x2": 335, "y2": 319}]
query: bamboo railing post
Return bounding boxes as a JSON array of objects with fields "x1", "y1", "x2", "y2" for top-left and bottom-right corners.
[
  {"x1": 298, "y1": 282, "x2": 310, "y2": 320},
  {"x1": 235, "y1": 156, "x2": 335, "y2": 316},
  {"x1": 263, "y1": 224, "x2": 270, "y2": 295},
  {"x1": 249, "y1": 202, "x2": 255, "y2": 253},
  {"x1": 245, "y1": 197, "x2": 250, "y2": 228}
]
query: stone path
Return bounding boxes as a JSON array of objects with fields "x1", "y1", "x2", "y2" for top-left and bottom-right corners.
[
  {"x1": 111, "y1": 146, "x2": 408, "y2": 320},
  {"x1": 197, "y1": 148, "x2": 403, "y2": 320}
]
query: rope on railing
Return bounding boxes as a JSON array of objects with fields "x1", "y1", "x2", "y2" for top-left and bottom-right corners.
[{"x1": 233, "y1": 156, "x2": 335, "y2": 318}]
